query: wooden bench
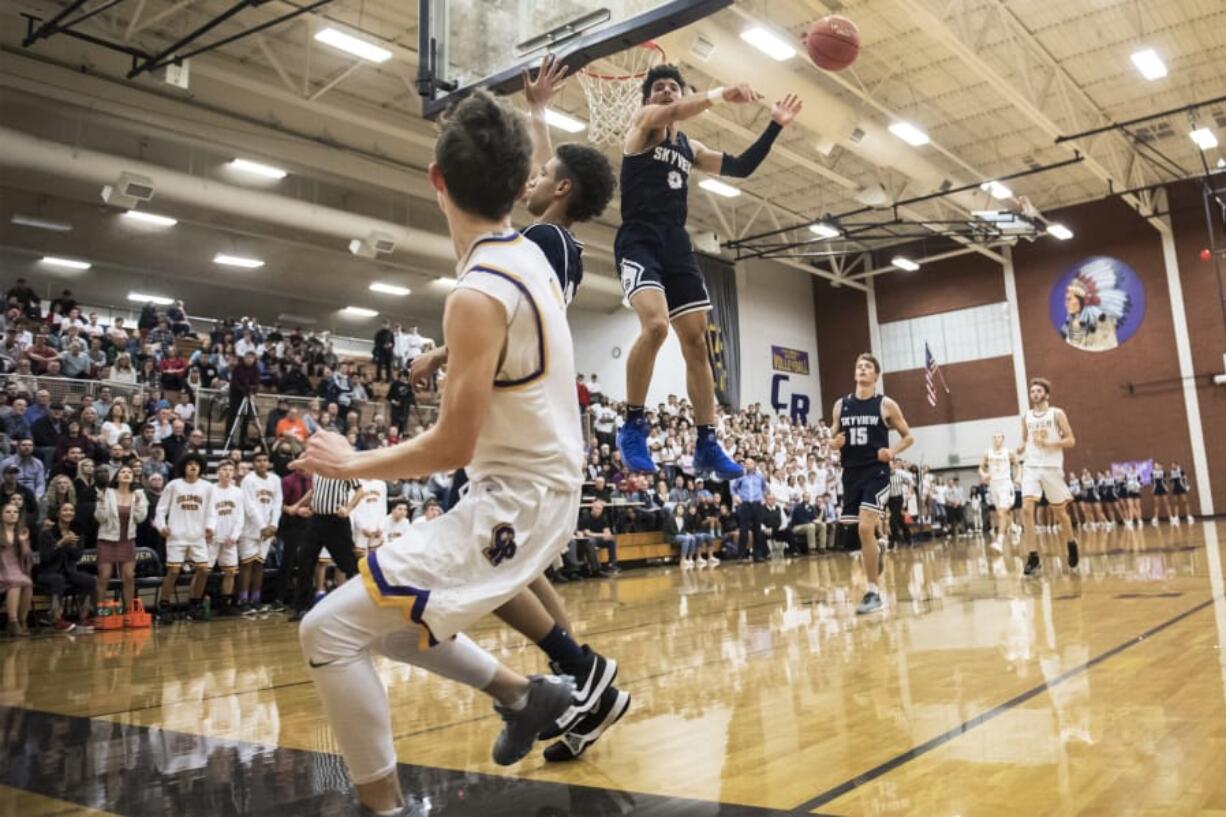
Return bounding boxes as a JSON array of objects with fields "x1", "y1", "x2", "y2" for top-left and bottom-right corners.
[{"x1": 600, "y1": 531, "x2": 674, "y2": 565}]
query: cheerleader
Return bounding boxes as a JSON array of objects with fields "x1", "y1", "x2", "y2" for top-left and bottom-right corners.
[
  {"x1": 1151, "y1": 461, "x2": 1170, "y2": 526},
  {"x1": 1080, "y1": 468, "x2": 1105, "y2": 529},
  {"x1": 1113, "y1": 470, "x2": 1133, "y2": 527},
  {"x1": 1067, "y1": 472, "x2": 1083, "y2": 528},
  {"x1": 1124, "y1": 466, "x2": 1142, "y2": 528},
  {"x1": 1098, "y1": 472, "x2": 1119, "y2": 529},
  {"x1": 1170, "y1": 462, "x2": 1194, "y2": 525}
]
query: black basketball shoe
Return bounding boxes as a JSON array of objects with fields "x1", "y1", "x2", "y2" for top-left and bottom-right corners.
[
  {"x1": 544, "y1": 687, "x2": 632, "y2": 762},
  {"x1": 539, "y1": 646, "x2": 618, "y2": 740},
  {"x1": 1024, "y1": 551, "x2": 1041, "y2": 576},
  {"x1": 1067, "y1": 541, "x2": 1080, "y2": 569}
]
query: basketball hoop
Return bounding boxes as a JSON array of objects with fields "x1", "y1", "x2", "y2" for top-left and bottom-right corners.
[{"x1": 578, "y1": 41, "x2": 666, "y2": 146}]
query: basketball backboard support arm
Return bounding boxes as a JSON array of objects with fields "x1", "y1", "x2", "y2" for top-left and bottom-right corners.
[{"x1": 416, "y1": 0, "x2": 731, "y2": 120}]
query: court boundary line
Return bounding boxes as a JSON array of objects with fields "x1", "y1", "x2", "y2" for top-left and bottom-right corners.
[{"x1": 788, "y1": 593, "x2": 1219, "y2": 814}]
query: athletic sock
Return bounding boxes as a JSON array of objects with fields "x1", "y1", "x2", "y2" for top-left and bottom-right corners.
[
  {"x1": 536, "y1": 624, "x2": 584, "y2": 665},
  {"x1": 238, "y1": 591, "x2": 249, "y2": 605},
  {"x1": 697, "y1": 424, "x2": 716, "y2": 442},
  {"x1": 504, "y1": 688, "x2": 530, "y2": 712},
  {"x1": 251, "y1": 589, "x2": 261, "y2": 605},
  {"x1": 866, "y1": 582, "x2": 879, "y2": 595},
  {"x1": 626, "y1": 405, "x2": 645, "y2": 423}
]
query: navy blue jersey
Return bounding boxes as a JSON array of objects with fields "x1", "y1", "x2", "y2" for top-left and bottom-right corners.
[
  {"x1": 620, "y1": 130, "x2": 694, "y2": 227},
  {"x1": 838, "y1": 393, "x2": 890, "y2": 469},
  {"x1": 523, "y1": 222, "x2": 583, "y2": 306}
]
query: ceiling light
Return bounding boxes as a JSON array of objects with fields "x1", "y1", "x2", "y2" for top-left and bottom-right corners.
[
  {"x1": 214, "y1": 253, "x2": 264, "y2": 268},
  {"x1": 544, "y1": 108, "x2": 587, "y2": 133},
  {"x1": 127, "y1": 292, "x2": 173, "y2": 305},
  {"x1": 888, "y1": 121, "x2": 930, "y2": 146},
  {"x1": 227, "y1": 158, "x2": 287, "y2": 179},
  {"x1": 979, "y1": 180, "x2": 1013, "y2": 200},
  {"x1": 1130, "y1": 48, "x2": 1167, "y2": 81},
  {"x1": 1190, "y1": 128, "x2": 1219, "y2": 151},
  {"x1": 122, "y1": 211, "x2": 178, "y2": 227},
  {"x1": 809, "y1": 222, "x2": 840, "y2": 239},
  {"x1": 11, "y1": 215, "x2": 72, "y2": 232},
  {"x1": 315, "y1": 27, "x2": 393, "y2": 63},
  {"x1": 40, "y1": 256, "x2": 91, "y2": 270},
  {"x1": 431, "y1": 277, "x2": 457, "y2": 289},
  {"x1": 891, "y1": 256, "x2": 920, "y2": 272},
  {"x1": 341, "y1": 306, "x2": 379, "y2": 318},
  {"x1": 1046, "y1": 223, "x2": 1074, "y2": 240},
  {"x1": 699, "y1": 178, "x2": 741, "y2": 198},
  {"x1": 740, "y1": 26, "x2": 796, "y2": 61},
  {"x1": 369, "y1": 282, "x2": 410, "y2": 296}
]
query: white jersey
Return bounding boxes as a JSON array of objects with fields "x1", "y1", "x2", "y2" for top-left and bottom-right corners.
[
  {"x1": 381, "y1": 515, "x2": 412, "y2": 548},
  {"x1": 207, "y1": 484, "x2": 245, "y2": 544},
  {"x1": 154, "y1": 478, "x2": 214, "y2": 546},
  {"x1": 986, "y1": 446, "x2": 1013, "y2": 483},
  {"x1": 240, "y1": 471, "x2": 283, "y2": 540},
  {"x1": 455, "y1": 230, "x2": 583, "y2": 491},
  {"x1": 351, "y1": 479, "x2": 388, "y2": 549},
  {"x1": 1024, "y1": 407, "x2": 1064, "y2": 469}
]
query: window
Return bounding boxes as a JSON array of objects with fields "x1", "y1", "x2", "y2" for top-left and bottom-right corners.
[{"x1": 880, "y1": 302, "x2": 1012, "y2": 372}]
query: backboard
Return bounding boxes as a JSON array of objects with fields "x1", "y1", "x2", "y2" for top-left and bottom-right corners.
[{"x1": 416, "y1": 0, "x2": 731, "y2": 119}]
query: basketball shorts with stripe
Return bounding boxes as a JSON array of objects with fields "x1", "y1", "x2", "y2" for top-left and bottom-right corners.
[
  {"x1": 840, "y1": 463, "x2": 890, "y2": 522},
  {"x1": 615, "y1": 221, "x2": 712, "y2": 319}
]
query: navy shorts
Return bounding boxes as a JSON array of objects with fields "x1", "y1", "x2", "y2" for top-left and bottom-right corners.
[
  {"x1": 1154, "y1": 482, "x2": 1167, "y2": 496},
  {"x1": 839, "y1": 463, "x2": 889, "y2": 522},
  {"x1": 615, "y1": 221, "x2": 711, "y2": 319},
  {"x1": 1173, "y1": 482, "x2": 1188, "y2": 495}
]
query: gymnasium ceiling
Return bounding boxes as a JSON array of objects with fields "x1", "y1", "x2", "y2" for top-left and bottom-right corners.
[{"x1": 0, "y1": 0, "x2": 1223, "y2": 328}]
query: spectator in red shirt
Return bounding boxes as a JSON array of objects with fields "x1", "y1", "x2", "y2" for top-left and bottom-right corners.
[
  {"x1": 576, "y1": 374, "x2": 590, "y2": 411},
  {"x1": 158, "y1": 346, "x2": 188, "y2": 391}
]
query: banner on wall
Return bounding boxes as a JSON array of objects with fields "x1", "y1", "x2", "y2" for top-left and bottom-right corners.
[
  {"x1": 770, "y1": 345, "x2": 810, "y2": 375},
  {"x1": 1110, "y1": 459, "x2": 1154, "y2": 486},
  {"x1": 1049, "y1": 256, "x2": 1146, "y2": 352},
  {"x1": 698, "y1": 253, "x2": 740, "y2": 411}
]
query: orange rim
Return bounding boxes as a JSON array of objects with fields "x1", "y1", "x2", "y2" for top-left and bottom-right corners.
[{"x1": 579, "y1": 41, "x2": 666, "y2": 81}]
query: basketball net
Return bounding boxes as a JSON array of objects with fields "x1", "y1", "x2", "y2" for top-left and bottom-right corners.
[{"x1": 578, "y1": 42, "x2": 666, "y2": 146}]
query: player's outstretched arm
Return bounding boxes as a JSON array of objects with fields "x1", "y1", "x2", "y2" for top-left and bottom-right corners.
[
  {"x1": 293, "y1": 290, "x2": 505, "y2": 480},
  {"x1": 631, "y1": 82, "x2": 760, "y2": 135},
  {"x1": 693, "y1": 94, "x2": 803, "y2": 177},
  {"x1": 522, "y1": 54, "x2": 569, "y2": 174}
]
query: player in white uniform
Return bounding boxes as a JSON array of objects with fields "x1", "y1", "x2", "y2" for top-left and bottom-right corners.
[
  {"x1": 294, "y1": 91, "x2": 581, "y2": 815},
  {"x1": 978, "y1": 432, "x2": 1018, "y2": 552},
  {"x1": 205, "y1": 460, "x2": 245, "y2": 615},
  {"x1": 154, "y1": 452, "x2": 213, "y2": 622},
  {"x1": 1018, "y1": 377, "x2": 1079, "y2": 576},
  {"x1": 237, "y1": 451, "x2": 282, "y2": 614},
  {"x1": 350, "y1": 478, "x2": 388, "y2": 554}
]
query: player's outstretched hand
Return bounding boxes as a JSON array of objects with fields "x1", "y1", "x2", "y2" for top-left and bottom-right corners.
[
  {"x1": 411, "y1": 345, "x2": 448, "y2": 388},
  {"x1": 771, "y1": 93, "x2": 803, "y2": 126},
  {"x1": 522, "y1": 53, "x2": 569, "y2": 109},
  {"x1": 831, "y1": 432, "x2": 846, "y2": 450},
  {"x1": 291, "y1": 430, "x2": 355, "y2": 479},
  {"x1": 723, "y1": 83, "x2": 763, "y2": 104}
]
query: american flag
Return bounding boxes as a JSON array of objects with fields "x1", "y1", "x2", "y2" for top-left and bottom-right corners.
[{"x1": 925, "y1": 342, "x2": 942, "y2": 407}]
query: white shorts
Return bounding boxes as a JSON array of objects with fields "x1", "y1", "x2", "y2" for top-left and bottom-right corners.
[
  {"x1": 208, "y1": 539, "x2": 239, "y2": 571},
  {"x1": 1022, "y1": 467, "x2": 1072, "y2": 504},
  {"x1": 319, "y1": 547, "x2": 334, "y2": 565},
  {"x1": 360, "y1": 474, "x2": 580, "y2": 643},
  {"x1": 166, "y1": 541, "x2": 209, "y2": 567},
  {"x1": 990, "y1": 480, "x2": 1015, "y2": 510},
  {"x1": 238, "y1": 536, "x2": 273, "y2": 564}
]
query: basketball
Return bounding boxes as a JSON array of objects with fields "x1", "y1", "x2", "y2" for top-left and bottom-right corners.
[{"x1": 804, "y1": 15, "x2": 860, "y2": 71}]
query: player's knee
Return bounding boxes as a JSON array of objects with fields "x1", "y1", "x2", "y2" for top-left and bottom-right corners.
[
  {"x1": 638, "y1": 315, "x2": 670, "y2": 346},
  {"x1": 298, "y1": 606, "x2": 329, "y2": 658}
]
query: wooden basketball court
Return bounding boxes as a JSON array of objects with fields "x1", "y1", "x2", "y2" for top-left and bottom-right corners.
[{"x1": 4, "y1": 521, "x2": 1225, "y2": 816}]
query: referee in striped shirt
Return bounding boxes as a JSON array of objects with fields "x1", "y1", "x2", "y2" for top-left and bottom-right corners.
[
  {"x1": 887, "y1": 460, "x2": 912, "y2": 547},
  {"x1": 287, "y1": 474, "x2": 366, "y2": 621}
]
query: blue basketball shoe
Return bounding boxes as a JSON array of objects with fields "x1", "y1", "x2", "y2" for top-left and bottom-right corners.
[{"x1": 616, "y1": 417, "x2": 657, "y2": 474}]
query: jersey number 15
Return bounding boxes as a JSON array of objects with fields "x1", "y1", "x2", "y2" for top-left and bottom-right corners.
[{"x1": 849, "y1": 428, "x2": 868, "y2": 445}]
